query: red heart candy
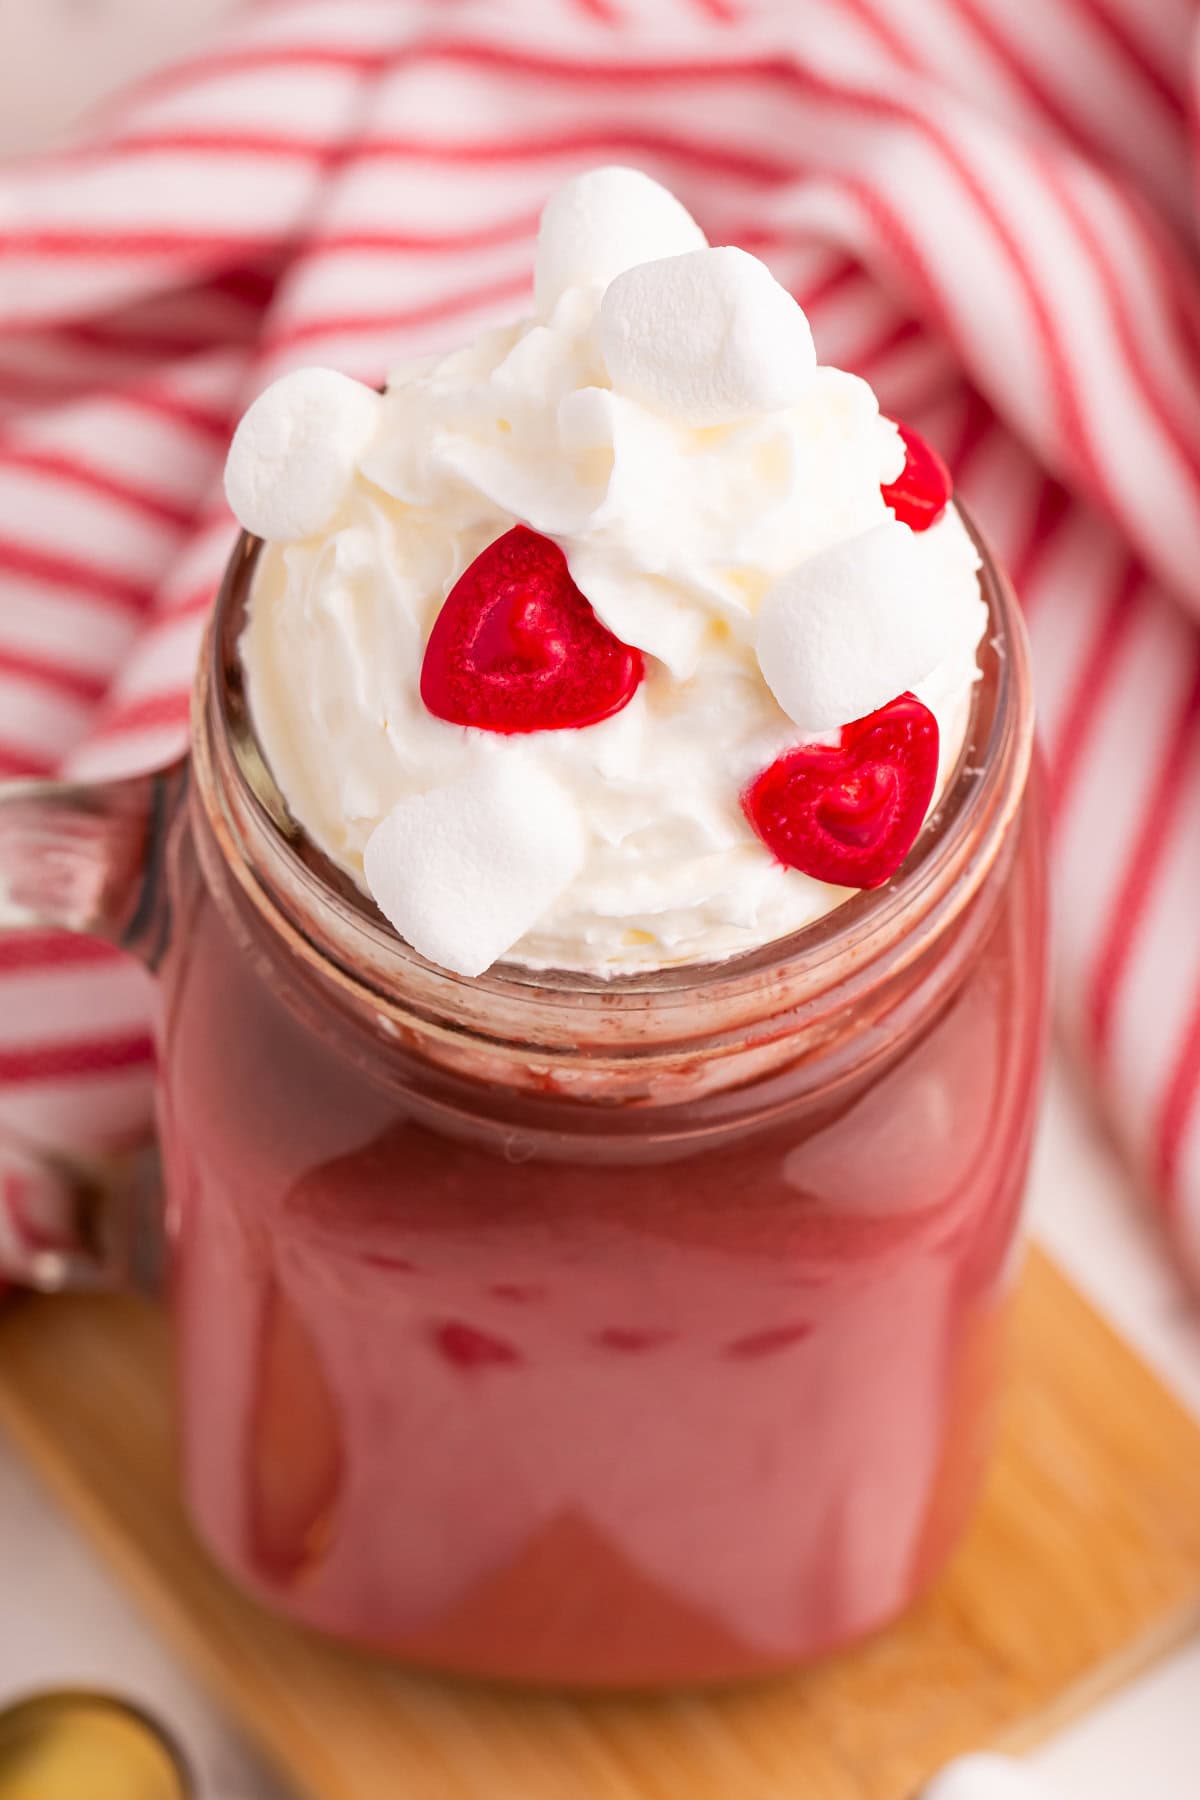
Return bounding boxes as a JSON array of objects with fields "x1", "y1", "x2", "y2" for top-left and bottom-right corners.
[
  {"x1": 743, "y1": 693, "x2": 940, "y2": 890},
  {"x1": 880, "y1": 421, "x2": 952, "y2": 532},
  {"x1": 420, "y1": 525, "x2": 643, "y2": 733}
]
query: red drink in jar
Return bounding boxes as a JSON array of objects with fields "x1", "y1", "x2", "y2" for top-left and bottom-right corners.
[
  {"x1": 0, "y1": 168, "x2": 1048, "y2": 1684},
  {"x1": 154, "y1": 519, "x2": 1046, "y2": 1685}
]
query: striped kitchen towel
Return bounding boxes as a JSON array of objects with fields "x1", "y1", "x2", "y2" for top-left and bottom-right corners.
[{"x1": 2, "y1": 0, "x2": 1200, "y2": 1281}]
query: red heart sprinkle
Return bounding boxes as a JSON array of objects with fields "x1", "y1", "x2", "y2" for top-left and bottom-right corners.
[
  {"x1": 743, "y1": 693, "x2": 940, "y2": 890},
  {"x1": 420, "y1": 524, "x2": 643, "y2": 733},
  {"x1": 880, "y1": 421, "x2": 952, "y2": 532}
]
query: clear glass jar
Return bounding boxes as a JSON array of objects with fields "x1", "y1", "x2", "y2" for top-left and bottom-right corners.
[{"x1": 0, "y1": 510, "x2": 1047, "y2": 1686}]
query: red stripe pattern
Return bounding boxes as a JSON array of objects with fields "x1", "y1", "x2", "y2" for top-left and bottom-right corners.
[{"x1": 3, "y1": 0, "x2": 1200, "y2": 1280}]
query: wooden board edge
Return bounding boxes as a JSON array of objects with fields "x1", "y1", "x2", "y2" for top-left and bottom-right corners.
[{"x1": 997, "y1": 1595, "x2": 1200, "y2": 1758}]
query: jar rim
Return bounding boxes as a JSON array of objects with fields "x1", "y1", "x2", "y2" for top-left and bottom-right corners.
[{"x1": 195, "y1": 503, "x2": 1032, "y2": 1048}]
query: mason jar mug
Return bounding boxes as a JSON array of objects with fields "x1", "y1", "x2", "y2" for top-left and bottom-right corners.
[{"x1": 0, "y1": 511, "x2": 1048, "y2": 1686}]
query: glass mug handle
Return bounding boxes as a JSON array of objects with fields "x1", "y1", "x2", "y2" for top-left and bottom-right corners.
[{"x1": 0, "y1": 761, "x2": 187, "y2": 1293}]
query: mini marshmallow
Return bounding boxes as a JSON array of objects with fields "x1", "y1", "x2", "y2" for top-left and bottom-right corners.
[
  {"x1": 534, "y1": 166, "x2": 707, "y2": 315},
  {"x1": 363, "y1": 757, "x2": 587, "y2": 977},
  {"x1": 599, "y1": 246, "x2": 816, "y2": 427},
  {"x1": 921, "y1": 1754, "x2": 1062, "y2": 1800},
  {"x1": 224, "y1": 367, "x2": 381, "y2": 542},
  {"x1": 756, "y1": 520, "x2": 954, "y2": 734}
]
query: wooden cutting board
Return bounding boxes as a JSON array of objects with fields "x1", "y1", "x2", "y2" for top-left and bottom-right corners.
[{"x1": 1, "y1": 1249, "x2": 1199, "y2": 1800}]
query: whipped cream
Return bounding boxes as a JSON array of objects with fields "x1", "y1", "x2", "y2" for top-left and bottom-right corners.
[{"x1": 233, "y1": 168, "x2": 986, "y2": 978}]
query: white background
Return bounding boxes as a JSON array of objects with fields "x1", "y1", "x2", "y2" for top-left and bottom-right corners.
[{"x1": 0, "y1": 4, "x2": 1198, "y2": 1794}]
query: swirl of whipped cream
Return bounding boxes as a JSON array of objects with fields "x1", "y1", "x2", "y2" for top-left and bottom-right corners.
[{"x1": 233, "y1": 168, "x2": 986, "y2": 978}]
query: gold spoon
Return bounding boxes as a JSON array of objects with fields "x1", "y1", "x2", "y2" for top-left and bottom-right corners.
[{"x1": 0, "y1": 1689, "x2": 192, "y2": 1800}]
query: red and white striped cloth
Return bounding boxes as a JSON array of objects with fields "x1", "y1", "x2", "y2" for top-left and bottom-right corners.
[{"x1": 2, "y1": 0, "x2": 1200, "y2": 1280}]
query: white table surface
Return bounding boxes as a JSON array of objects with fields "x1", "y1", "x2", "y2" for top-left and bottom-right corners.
[{"x1": 1, "y1": 5, "x2": 1199, "y2": 1794}]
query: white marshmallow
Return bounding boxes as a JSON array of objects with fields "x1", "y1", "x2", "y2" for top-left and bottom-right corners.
[
  {"x1": 225, "y1": 367, "x2": 382, "y2": 542},
  {"x1": 535, "y1": 165, "x2": 707, "y2": 315},
  {"x1": 756, "y1": 520, "x2": 955, "y2": 734},
  {"x1": 363, "y1": 757, "x2": 587, "y2": 978},
  {"x1": 922, "y1": 1754, "x2": 1062, "y2": 1800},
  {"x1": 600, "y1": 246, "x2": 816, "y2": 427}
]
